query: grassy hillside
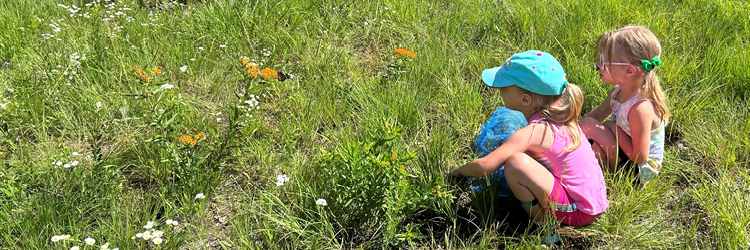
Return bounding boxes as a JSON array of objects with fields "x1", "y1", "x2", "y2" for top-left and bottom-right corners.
[{"x1": 0, "y1": 0, "x2": 749, "y2": 249}]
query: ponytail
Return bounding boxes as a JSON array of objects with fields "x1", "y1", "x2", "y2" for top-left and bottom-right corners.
[{"x1": 642, "y1": 70, "x2": 670, "y2": 122}]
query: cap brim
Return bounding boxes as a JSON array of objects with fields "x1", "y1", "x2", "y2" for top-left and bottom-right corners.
[{"x1": 482, "y1": 67, "x2": 512, "y2": 88}]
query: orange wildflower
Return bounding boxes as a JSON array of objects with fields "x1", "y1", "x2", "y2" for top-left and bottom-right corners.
[
  {"x1": 246, "y1": 63, "x2": 259, "y2": 78},
  {"x1": 261, "y1": 68, "x2": 278, "y2": 79},
  {"x1": 179, "y1": 135, "x2": 197, "y2": 147},
  {"x1": 194, "y1": 133, "x2": 205, "y2": 140},
  {"x1": 391, "y1": 153, "x2": 398, "y2": 161},
  {"x1": 139, "y1": 74, "x2": 152, "y2": 83},
  {"x1": 239, "y1": 56, "x2": 249, "y2": 65},
  {"x1": 134, "y1": 66, "x2": 144, "y2": 77},
  {"x1": 395, "y1": 48, "x2": 416, "y2": 58},
  {"x1": 179, "y1": 135, "x2": 193, "y2": 143},
  {"x1": 150, "y1": 66, "x2": 163, "y2": 75}
]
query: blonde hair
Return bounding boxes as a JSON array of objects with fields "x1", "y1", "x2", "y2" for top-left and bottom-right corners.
[
  {"x1": 519, "y1": 83, "x2": 585, "y2": 152},
  {"x1": 597, "y1": 26, "x2": 670, "y2": 122}
]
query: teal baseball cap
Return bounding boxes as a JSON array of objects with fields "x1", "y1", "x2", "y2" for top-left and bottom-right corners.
[{"x1": 481, "y1": 50, "x2": 568, "y2": 96}]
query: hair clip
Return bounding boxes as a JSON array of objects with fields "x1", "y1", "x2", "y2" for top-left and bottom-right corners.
[{"x1": 641, "y1": 56, "x2": 662, "y2": 72}]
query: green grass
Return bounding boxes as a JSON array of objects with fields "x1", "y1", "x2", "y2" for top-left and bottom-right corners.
[{"x1": 1, "y1": 0, "x2": 749, "y2": 249}]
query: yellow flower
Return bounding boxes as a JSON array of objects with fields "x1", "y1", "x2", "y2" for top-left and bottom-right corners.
[
  {"x1": 245, "y1": 63, "x2": 259, "y2": 78},
  {"x1": 261, "y1": 68, "x2": 278, "y2": 79},
  {"x1": 398, "y1": 165, "x2": 405, "y2": 175}
]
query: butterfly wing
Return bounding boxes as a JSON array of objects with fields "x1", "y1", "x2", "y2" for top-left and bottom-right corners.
[{"x1": 278, "y1": 71, "x2": 289, "y2": 81}]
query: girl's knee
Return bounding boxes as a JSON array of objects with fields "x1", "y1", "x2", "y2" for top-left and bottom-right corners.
[
  {"x1": 579, "y1": 117, "x2": 599, "y2": 131},
  {"x1": 504, "y1": 153, "x2": 532, "y2": 175}
]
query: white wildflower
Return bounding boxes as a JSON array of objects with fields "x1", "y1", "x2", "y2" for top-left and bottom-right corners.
[
  {"x1": 143, "y1": 221, "x2": 154, "y2": 229},
  {"x1": 316, "y1": 198, "x2": 327, "y2": 206},
  {"x1": 276, "y1": 174, "x2": 290, "y2": 186},
  {"x1": 100, "y1": 243, "x2": 109, "y2": 250},
  {"x1": 71, "y1": 246, "x2": 80, "y2": 250},
  {"x1": 198, "y1": 46, "x2": 204, "y2": 50},
  {"x1": 152, "y1": 237, "x2": 163, "y2": 245},
  {"x1": 180, "y1": 65, "x2": 188, "y2": 72},
  {"x1": 160, "y1": 84, "x2": 174, "y2": 90},
  {"x1": 56, "y1": 161, "x2": 63, "y2": 166},
  {"x1": 166, "y1": 219, "x2": 179, "y2": 226},
  {"x1": 189, "y1": 58, "x2": 195, "y2": 61},
  {"x1": 195, "y1": 193, "x2": 206, "y2": 199},
  {"x1": 219, "y1": 44, "x2": 226, "y2": 48},
  {"x1": 51, "y1": 235, "x2": 61, "y2": 242},
  {"x1": 95, "y1": 101, "x2": 102, "y2": 109},
  {"x1": 153, "y1": 230, "x2": 164, "y2": 237},
  {"x1": 63, "y1": 163, "x2": 71, "y2": 168},
  {"x1": 135, "y1": 233, "x2": 143, "y2": 238},
  {"x1": 71, "y1": 161, "x2": 79, "y2": 166},
  {"x1": 72, "y1": 152, "x2": 80, "y2": 156},
  {"x1": 84, "y1": 238, "x2": 95, "y2": 245}
]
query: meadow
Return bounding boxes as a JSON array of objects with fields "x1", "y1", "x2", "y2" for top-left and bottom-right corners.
[{"x1": 1, "y1": 0, "x2": 749, "y2": 249}]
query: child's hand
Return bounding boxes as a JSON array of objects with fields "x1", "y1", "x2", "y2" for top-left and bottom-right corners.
[{"x1": 445, "y1": 170, "x2": 466, "y2": 185}]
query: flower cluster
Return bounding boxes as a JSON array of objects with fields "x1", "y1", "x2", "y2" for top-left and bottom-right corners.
[
  {"x1": 50, "y1": 234, "x2": 71, "y2": 242},
  {"x1": 53, "y1": 151, "x2": 82, "y2": 168},
  {"x1": 276, "y1": 174, "x2": 290, "y2": 186},
  {"x1": 236, "y1": 94, "x2": 263, "y2": 118},
  {"x1": 178, "y1": 133, "x2": 205, "y2": 147},
  {"x1": 194, "y1": 193, "x2": 206, "y2": 199},
  {"x1": 131, "y1": 220, "x2": 176, "y2": 245},
  {"x1": 134, "y1": 66, "x2": 163, "y2": 83},
  {"x1": 260, "y1": 68, "x2": 278, "y2": 79},
  {"x1": 394, "y1": 48, "x2": 416, "y2": 58},
  {"x1": 239, "y1": 56, "x2": 260, "y2": 78}
]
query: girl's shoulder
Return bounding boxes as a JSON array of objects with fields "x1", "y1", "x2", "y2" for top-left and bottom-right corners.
[{"x1": 628, "y1": 100, "x2": 662, "y2": 124}]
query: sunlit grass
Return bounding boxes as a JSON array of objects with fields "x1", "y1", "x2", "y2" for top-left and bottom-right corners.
[{"x1": 0, "y1": 0, "x2": 748, "y2": 249}]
